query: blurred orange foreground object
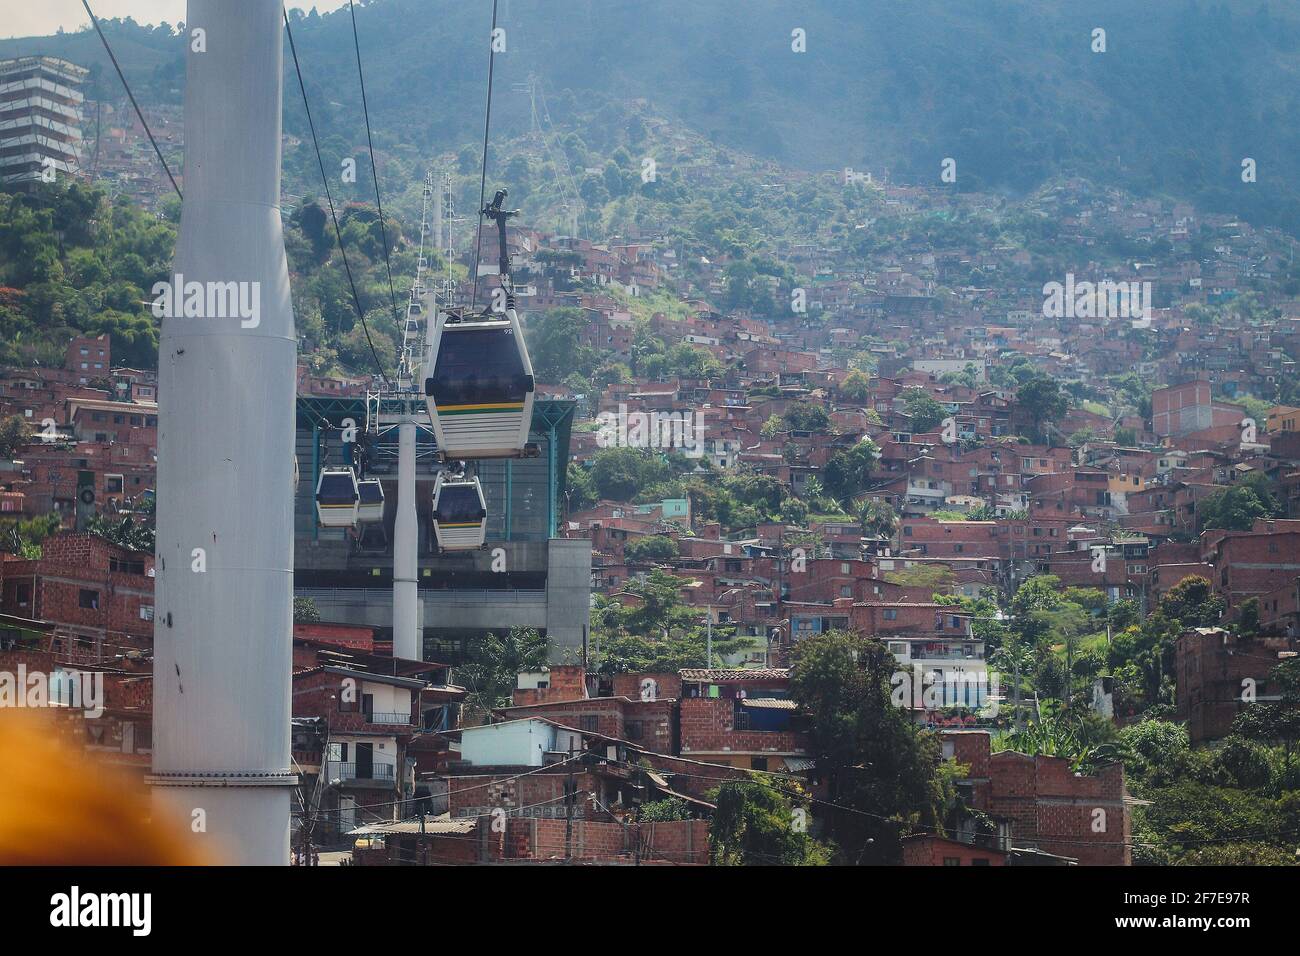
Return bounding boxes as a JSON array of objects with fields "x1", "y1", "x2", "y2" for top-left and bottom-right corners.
[{"x1": 0, "y1": 709, "x2": 204, "y2": 865}]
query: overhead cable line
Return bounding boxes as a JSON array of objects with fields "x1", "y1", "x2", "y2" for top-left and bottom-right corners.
[
  {"x1": 283, "y1": 7, "x2": 390, "y2": 385},
  {"x1": 469, "y1": 0, "x2": 501, "y2": 311},
  {"x1": 80, "y1": 0, "x2": 182, "y2": 200},
  {"x1": 346, "y1": 0, "x2": 401, "y2": 335}
]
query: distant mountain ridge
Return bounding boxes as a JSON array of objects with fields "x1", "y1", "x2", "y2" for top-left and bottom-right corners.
[{"x1": 4, "y1": 0, "x2": 1299, "y2": 231}]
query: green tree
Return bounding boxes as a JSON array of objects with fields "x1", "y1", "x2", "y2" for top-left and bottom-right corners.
[
  {"x1": 708, "y1": 780, "x2": 831, "y2": 866},
  {"x1": 85, "y1": 514, "x2": 154, "y2": 553},
  {"x1": 624, "y1": 535, "x2": 679, "y2": 563},
  {"x1": 1016, "y1": 375, "x2": 1069, "y2": 442},
  {"x1": 0, "y1": 415, "x2": 30, "y2": 459},
  {"x1": 588, "y1": 447, "x2": 673, "y2": 501},
  {"x1": 1197, "y1": 481, "x2": 1277, "y2": 532},
  {"x1": 838, "y1": 369, "x2": 871, "y2": 404},
  {"x1": 293, "y1": 596, "x2": 321, "y2": 623},
  {"x1": 858, "y1": 499, "x2": 898, "y2": 539},
  {"x1": 790, "y1": 630, "x2": 953, "y2": 863},
  {"x1": 458, "y1": 626, "x2": 549, "y2": 717},
  {"x1": 0, "y1": 512, "x2": 62, "y2": 558},
  {"x1": 902, "y1": 388, "x2": 946, "y2": 434},
  {"x1": 636, "y1": 798, "x2": 692, "y2": 822},
  {"x1": 821, "y1": 438, "x2": 880, "y2": 501},
  {"x1": 782, "y1": 401, "x2": 831, "y2": 433},
  {"x1": 526, "y1": 307, "x2": 599, "y2": 383},
  {"x1": 1233, "y1": 657, "x2": 1300, "y2": 780}
]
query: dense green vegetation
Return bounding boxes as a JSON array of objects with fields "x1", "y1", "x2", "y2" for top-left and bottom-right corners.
[
  {"x1": 590, "y1": 569, "x2": 754, "y2": 674},
  {"x1": 790, "y1": 630, "x2": 961, "y2": 864},
  {"x1": 0, "y1": 183, "x2": 172, "y2": 368},
  {"x1": 0, "y1": 179, "x2": 429, "y2": 379}
]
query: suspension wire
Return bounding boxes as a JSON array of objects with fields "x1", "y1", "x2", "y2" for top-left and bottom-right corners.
[
  {"x1": 347, "y1": 0, "x2": 401, "y2": 335},
  {"x1": 469, "y1": 0, "x2": 501, "y2": 311},
  {"x1": 81, "y1": 0, "x2": 182, "y2": 200},
  {"x1": 283, "y1": 7, "x2": 390, "y2": 385}
]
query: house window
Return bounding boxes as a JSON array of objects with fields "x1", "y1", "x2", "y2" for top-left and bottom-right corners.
[
  {"x1": 139, "y1": 605, "x2": 154, "y2": 621},
  {"x1": 625, "y1": 721, "x2": 643, "y2": 741},
  {"x1": 943, "y1": 857, "x2": 961, "y2": 866},
  {"x1": 78, "y1": 589, "x2": 100, "y2": 610},
  {"x1": 106, "y1": 474, "x2": 124, "y2": 494},
  {"x1": 884, "y1": 609, "x2": 898, "y2": 621},
  {"x1": 750, "y1": 757, "x2": 768, "y2": 771},
  {"x1": 579, "y1": 715, "x2": 599, "y2": 732}
]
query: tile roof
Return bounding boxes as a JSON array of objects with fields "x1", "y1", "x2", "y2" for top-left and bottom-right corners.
[{"x1": 678, "y1": 668, "x2": 790, "y2": 682}]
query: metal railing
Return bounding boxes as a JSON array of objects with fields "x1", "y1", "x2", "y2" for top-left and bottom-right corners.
[
  {"x1": 298, "y1": 587, "x2": 545, "y2": 606},
  {"x1": 324, "y1": 760, "x2": 396, "y2": 782},
  {"x1": 366, "y1": 711, "x2": 413, "y2": 726}
]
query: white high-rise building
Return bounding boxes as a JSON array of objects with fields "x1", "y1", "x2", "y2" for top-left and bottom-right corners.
[{"x1": 0, "y1": 56, "x2": 89, "y2": 185}]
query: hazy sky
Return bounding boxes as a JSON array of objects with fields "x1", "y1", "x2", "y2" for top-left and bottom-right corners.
[{"x1": 3, "y1": 1, "x2": 353, "y2": 39}]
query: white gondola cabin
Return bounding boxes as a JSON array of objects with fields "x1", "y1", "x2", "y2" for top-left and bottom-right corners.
[
  {"x1": 424, "y1": 306, "x2": 535, "y2": 460},
  {"x1": 315, "y1": 467, "x2": 359, "y2": 527},
  {"x1": 431, "y1": 472, "x2": 487, "y2": 551},
  {"x1": 356, "y1": 479, "x2": 385, "y2": 523}
]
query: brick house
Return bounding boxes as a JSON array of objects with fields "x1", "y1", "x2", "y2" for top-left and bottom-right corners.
[
  {"x1": 941, "y1": 729, "x2": 1131, "y2": 866},
  {"x1": 1174, "y1": 626, "x2": 1299, "y2": 744},
  {"x1": 0, "y1": 532, "x2": 154, "y2": 659}
]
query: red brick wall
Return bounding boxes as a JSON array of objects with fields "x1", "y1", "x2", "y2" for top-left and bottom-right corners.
[
  {"x1": 902, "y1": 835, "x2": 1005, "y2": 866},
  {"x1": 512, "y1": 664, "x2": 588, "y2": 705},
  {"x1": 499, "y1": 696, "x2": 675, "y2": 753},
  {"x1": 611, "y1": 671, "x2": 682, "y2": 701},
  {"x1": 443, "y1": 770, "x2": 601, "y2": 820},
  {"x1": 679, "y1": 696, "x2": 805, "y2": 759},
  {"x1": 291, "y1": 669, "x2": 415, "y2": 731},
  {"x1": 987, "y1": 751, "x2": 1130, "y2": 866},
  {"x1": 1, "y1": 534, "x2": 155, "y2": 646},
  {"x1": 1175, "y1": 628, "x2": 1297, "y2": 743},
  {"x1": 293, "y1": 622, "x2": 375, "y2": 653},
  {"x1": 502, "y1": 817, "x2": 708, "y2": 864}
]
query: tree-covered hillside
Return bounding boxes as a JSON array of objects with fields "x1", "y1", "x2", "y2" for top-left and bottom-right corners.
[
  {"x1": 4, "y1": 0, "x2": 1299, "y2": 232},
  {"x1": 0, "y1": 181, "x2": 427, "y2": 376}
]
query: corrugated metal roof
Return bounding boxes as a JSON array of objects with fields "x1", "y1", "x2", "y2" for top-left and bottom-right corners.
[{"x1": 347, "y1": 817, "x2": 476, "y2": 836}]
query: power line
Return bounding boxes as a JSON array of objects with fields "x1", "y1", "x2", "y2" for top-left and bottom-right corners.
[
  {"x1": 282, "y1": 7, "x2": 390, "y2": 385},
  {"x1": 469, "y1": 0, "x2": 501, "y2": 311},
  {"x1": 80, "y1": 0, "x2": 182, "y2": 200},
  {"x1": 346, "y1": 0, "x2": 401, "y2": 335}
]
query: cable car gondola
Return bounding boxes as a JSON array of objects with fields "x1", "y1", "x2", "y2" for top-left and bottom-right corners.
[
  {"x1": 424, "y1": 307, "x2": 534, "y2": 459},
  {"x1": 424, "y1": 189, "x2": 535, "y2": 461},
  {"x1": 315, "y1": 467, "x2": 359, "y2": 527},
  {"x1": 431, "y1": 472, "x2": 487, "y2": 551},
  {"x1": 356, "y1": 478, "x2": 385, "y2": 523}
]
